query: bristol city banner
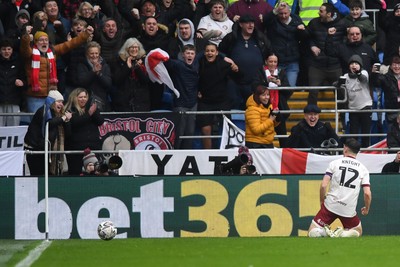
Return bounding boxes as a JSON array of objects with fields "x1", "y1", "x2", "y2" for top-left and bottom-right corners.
[
  {"x1": 99, "y1": 112, "x2": 179, "y2": 150},
  {"x1": 119, "y1": 148, "x2": 394, "y2": 176}
]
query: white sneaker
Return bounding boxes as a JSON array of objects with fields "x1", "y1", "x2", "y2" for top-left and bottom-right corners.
[
  {"x1": 332, "y1": 227, "x2": 343, "y2": 238},
  {"x1": 324, "y1": 225, "x2": 334, "y2": 237}
]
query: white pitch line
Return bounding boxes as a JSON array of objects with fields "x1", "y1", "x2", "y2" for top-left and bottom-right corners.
[{"x1": 15, "y1": 240, "x2": 52, "y2": 267}]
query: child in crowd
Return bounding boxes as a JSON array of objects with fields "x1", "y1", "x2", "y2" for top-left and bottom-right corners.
[
  {"x1": 343, "y1": 54, "x2": 372, "y2": 147},
  {"x1": 341, "y1": 0, "x2": 377, "y2": 46},
  {"x1": 165, "y1": 44, "x2": 199, "y2": 149}
]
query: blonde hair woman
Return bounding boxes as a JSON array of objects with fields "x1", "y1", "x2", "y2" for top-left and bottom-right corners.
[
  {"x1": 111, "y1": 38, "x2": 151, "y2": 111},
  {"x1": 64, "y1": 87, "x2": 104, "y2": 175}
]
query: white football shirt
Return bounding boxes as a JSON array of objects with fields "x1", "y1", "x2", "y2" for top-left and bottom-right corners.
[{"x1": 324, "y1": 156, "x2": 370, "y2": 217}]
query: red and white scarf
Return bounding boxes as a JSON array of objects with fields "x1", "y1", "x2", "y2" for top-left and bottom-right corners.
[
  {"x1": 264, "y1": 67, "x2": 279, "y2": 110},
  {"x1": 31, "y1": 45, "x2": 58, "y2": 92}
]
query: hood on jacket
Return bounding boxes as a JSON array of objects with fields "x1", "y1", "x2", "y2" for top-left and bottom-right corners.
[
  {"x1": 348, "y1": 54, "x2": 363, "y2": 67},
  {"x1": 177, "y1": 18, "x2": 195, "y2": 46}
]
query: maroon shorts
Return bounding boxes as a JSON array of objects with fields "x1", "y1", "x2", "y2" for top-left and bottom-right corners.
[{"x1": 313, "y1": 203, "x2": 360, "y2": 229}]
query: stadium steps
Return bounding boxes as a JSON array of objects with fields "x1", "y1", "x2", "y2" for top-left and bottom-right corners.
[{"x1": 274, "y1": 91, "x2": 338, "y2": 148}]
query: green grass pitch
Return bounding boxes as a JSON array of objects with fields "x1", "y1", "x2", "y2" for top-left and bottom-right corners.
[{"x1": 2, "y1": 237, "x2": 400, "y2": 267}]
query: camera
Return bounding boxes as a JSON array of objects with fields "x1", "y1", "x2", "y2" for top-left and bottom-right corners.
[
  {"x1": 94, "y1": 155, "x2": 123, "y2": 175},
  {"x1": 216, "y1": 153, "x2": 253, "y2": 175}
]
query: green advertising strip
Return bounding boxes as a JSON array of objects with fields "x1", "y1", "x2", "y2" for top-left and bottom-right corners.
[{"x1": 0, "y1": 175, "x2": 399, "y2": 239}]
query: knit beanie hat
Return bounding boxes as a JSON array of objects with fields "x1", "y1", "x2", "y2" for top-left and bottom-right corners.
[
  {"x1": 348, "y1": 54, "x2": 363, "y2": 68},
  {"x1": 82, "y1": 148, "x2": 98, "y2": 168},
  {"x1": 34, "y1": 31, "x2": 48, "y2": 43},
  {"x1": 47, "y1": 90, "x2": 64, "y2": 101}
]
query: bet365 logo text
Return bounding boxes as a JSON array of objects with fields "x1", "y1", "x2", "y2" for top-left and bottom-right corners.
[{"x1": 13, "y1": 177, "x2": 321, "y2": 239}]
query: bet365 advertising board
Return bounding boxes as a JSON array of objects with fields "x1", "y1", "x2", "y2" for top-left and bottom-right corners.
[{"x1": 0, "y1": 175, "x2": 399, "y2": 239}]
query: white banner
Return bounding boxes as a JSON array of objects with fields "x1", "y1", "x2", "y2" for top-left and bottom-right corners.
[
  {"x1": 0, "y1": 151, "x2": 25, "y2": 176},
  {"x1": 219, "y1": 115, "x2": 245, "y2": 149},
  {"x1": 0, "y1": 126, "x2": 28, "y2": 151},
  {"x1": 119, "y1": 149, "x2": 394, "y2": 176}
]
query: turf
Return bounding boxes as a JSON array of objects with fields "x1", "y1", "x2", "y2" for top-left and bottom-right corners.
[{"x1": 13, "y1": 236, "x2": 397, "y2": 267}]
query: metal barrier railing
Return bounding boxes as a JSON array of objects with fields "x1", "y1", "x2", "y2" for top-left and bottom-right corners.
[{"x1": 0, "y1": 86, "x2": 393, "y2": 152}]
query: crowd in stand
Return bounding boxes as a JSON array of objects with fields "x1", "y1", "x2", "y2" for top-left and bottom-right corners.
[{"x1": 1, "y1": 0, "x2": 400, "y2": 155}]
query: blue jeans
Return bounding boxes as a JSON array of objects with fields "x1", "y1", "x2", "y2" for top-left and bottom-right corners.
[
  {"x1": 279, "y1": 62, "x2": 299, "y2": 87},
  {"x1": 26, "y1": 96, "x2": 46, "y2": 113}
]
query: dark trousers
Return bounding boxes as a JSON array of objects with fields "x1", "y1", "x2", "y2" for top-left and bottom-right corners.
[
  {"x1": 349, "y1": 107, "x2": 372, "y2": 147},
  {"x1": 307, "y1": 66, "x2": 342, "y2": 104}
]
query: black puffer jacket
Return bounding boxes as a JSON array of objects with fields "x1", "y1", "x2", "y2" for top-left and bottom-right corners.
[
  {"x1": 0, "y1": 53, "x2": 25, "y2": 105},
  {"x1": 287, "y1": 119, "x2": 340, "y2": 149},
  {"x1": 306, "y1": 16, "x2": 347, "y2": 69},
  {"x1": 371, "y1": 69, "x2": 400, "y2": 123},
  {"x1": 264, "y1": 12, "x2": 307, "y2": 64}
]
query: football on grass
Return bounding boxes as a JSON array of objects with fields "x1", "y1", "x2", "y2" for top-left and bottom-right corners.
[{"x1": 97, "y1": 221, "x2": 117, "y2": 240}]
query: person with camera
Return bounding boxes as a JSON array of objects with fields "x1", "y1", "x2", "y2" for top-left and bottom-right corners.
[
  {"x1": 287, "y1": 104, "x2": 340, "y2": 152},
  {"x1": 245, "y1": 83, "x2": 279, "y2": 149},
  {"x1": 81, "y1": 148, "x2": 119, "y2": 176},
  {"x1": 216, "y1": 146, "x2": 257, "y2": 175}
]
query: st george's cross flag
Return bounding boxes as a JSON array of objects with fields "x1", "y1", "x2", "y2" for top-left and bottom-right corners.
[{"x1": 145, "y1": 48, "x2": 180, "y2": 98}]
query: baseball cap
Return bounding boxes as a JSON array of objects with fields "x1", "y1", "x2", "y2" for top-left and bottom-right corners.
[{"x1": 303, "y1": 104, "x2": 321, "y2": 114}]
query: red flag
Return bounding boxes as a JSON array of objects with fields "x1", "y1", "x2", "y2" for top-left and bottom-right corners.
[{"x1": 281, "y1": 148, "x2": 308, "y2": 174}]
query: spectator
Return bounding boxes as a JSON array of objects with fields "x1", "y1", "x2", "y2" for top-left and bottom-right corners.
[
  {"x1": 245, "y1": 83, "x2": 279, "y2": 149},
  {"x1": 138, "y1": 16, "x2": 178, "y2": 109},
  {"x1": 43, "y1": 0, "x2": 71, "y2": 43},
  {"x1": 308, "y1": 138, "x2": 371, "y2": 238},
  {"x1": 343, "y1": 54, "x2": 372, "y2": 148},
  {"x1": 287, "y1": 104, "x2": 340, "y2": 151},
  {"x1": 386, "y1": 113, "x2": 400, "y2": 153},
  {"x1": 5, "y1": 9, "x2": 31, "y2": 50},
  {"x1": 93, "y1": 18, "x2": 136, "y2": 68},
  {"x1": 256, "y1": 53, "x2": 292, "y2": 148},
  {"x1": 75, "y1": 1, "x2": 104, "y2": 34},
  {"x1": 197, "y1": 0, "x2": 233, "y2": 46},
  {"x1": 157, "y1": 0, "x2": 185, "y2": 36},
  {"x1": 165, "y1": 44, "x2": 199, "y2": 149},
  {"x1": 20, "y1": 26, "x2": 93, "y2": 114},
  {"x1": 197, "y1": 42, "x2": 240, "y2": 149},
  {"x1": 0, "y1": 0, "x2": 40, "y2": 35},
  {"x1": 31, "y1": 11, "x2": 48, "y2": 35},
  {"x1": 377, "y1": 0, "x2": 400, "y2": 65},
  {"x1": 43, "y1": 0, "x2": 71, "y2": 94},
  {"x1": 219, "y1": 14, "x2": 271, "y2": 109},
  {"x1": 306, "y1": 2, "x2": 347, "y2": 104},
  {"x1": 64, "y1": 87, "x2": 104, "y2": 175},
  {"x1": 381, "y1": 151, "x2": 400, "y2": 173},
  {"x1": 76, "y1": 41, "x2": 113, "y2": 112},
  {"x1": 175, "y1": 18, "x2": 207, "y2": 60},
  {"x1": 326, "y1": 25, "x2": 379, "y2": 75},
  {"x1": 227, "y1": 0, "x2": 273, "y2": 33},
  {"x1": 24, "y1": 90, "x2": 71, "y2": 175},
  {"x1": 341, "y1": 0, "x2": 376, "y2": 46},
  {"x1": 0, "y1": 38, "x2": 26, "y2": 126},
  {"x1": 111, "y1": 37, "x2": 151, "y2": 112},
  {"x1": 263, "y1": 1, "x2": 307, "y2": 87},
  {"x1": 81, "y1": 147, "x2": 99, "y2": 175},
  {"x1": 64, "y1": 19, "x2": 92, "y2": 96},
  {"x1": 371, "y1": 56, "x2": 400, "y2": 131}
]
